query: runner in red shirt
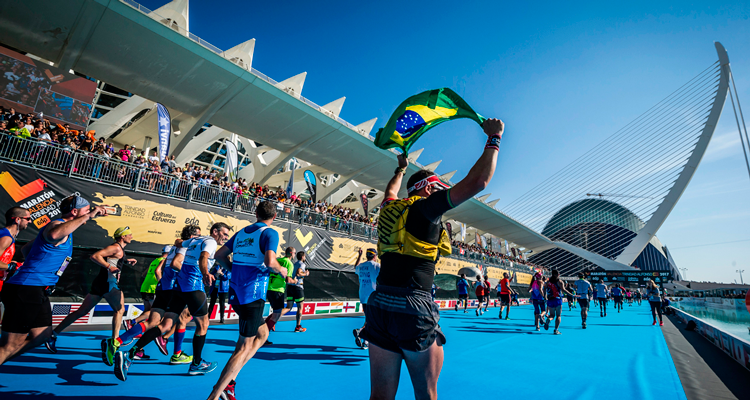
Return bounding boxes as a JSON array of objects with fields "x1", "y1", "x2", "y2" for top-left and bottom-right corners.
[
  {"x1": 497, "y1": 273, "x2": 513, "y2": 320},
  {"x1": 474, "y1": 276, "x2": 485, "y2": 316}
]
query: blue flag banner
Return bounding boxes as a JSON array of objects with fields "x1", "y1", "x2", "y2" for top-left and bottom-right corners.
[
  {"x1": 304, "y1": 170, "x2": 317, "y2": 203},
  {"x1": 156, "y1": 103, "x2": 171, "y2": 162}
]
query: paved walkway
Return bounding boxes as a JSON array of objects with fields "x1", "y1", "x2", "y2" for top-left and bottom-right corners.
[{"x1": 0, "y1": 302, "x2": 686, "y2": 399}]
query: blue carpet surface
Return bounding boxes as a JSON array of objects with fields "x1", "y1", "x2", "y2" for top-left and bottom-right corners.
[{"x1": 0, "y1": 303, "x2": 686, "y2": 399}]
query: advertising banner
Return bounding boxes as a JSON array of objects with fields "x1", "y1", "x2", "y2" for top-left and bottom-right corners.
[
  {"x1": 0, "y1": 45, "x2": 96, "y2": 130},
  {"x1": 156, "y1": 103, "x2": 171, "y2": 162},
  {"x1": 585, "y1": 270, "x2": 672, "y2": 285},
  {"x1": 304, "y1": 170, "x2": 317, "y2": 203}
]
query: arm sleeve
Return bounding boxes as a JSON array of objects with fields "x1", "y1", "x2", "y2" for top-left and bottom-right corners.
[
  {"x1": 414, "y1": 190, "x2": 454, "y2": 222},
  {"x1": 260, "y1": 229, "x2": 280, "y2": 254}
]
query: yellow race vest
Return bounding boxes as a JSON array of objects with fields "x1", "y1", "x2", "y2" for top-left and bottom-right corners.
[{"x1": 377, "y1": 196, "x2": 452, "y2": 262}]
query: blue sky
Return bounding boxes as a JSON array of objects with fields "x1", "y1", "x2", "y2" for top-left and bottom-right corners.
[{"x1": 141, "y1": 0, "x2": 749, "y2": 283}]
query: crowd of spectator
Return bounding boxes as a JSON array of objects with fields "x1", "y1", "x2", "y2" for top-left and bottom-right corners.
[
  {"x1": 0, "y1": 107, "x2": 378, "y2": 232},
  {"x1": 451, "y1": 239, "x2": 542, "y2": 272}
]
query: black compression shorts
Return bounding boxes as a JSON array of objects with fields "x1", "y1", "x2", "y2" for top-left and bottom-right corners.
[
  {"x1": 167, "y1": 290, "x2": 209, "y2": 317},
  {"x1": 268, "y1": 290, "x2": 286, "y2": 312},
  {"x1": 286, "y1": 285, "x2": 304, "y2": 302},
  {"x1": 151, "y1": 289, "x2": 173, "y2": 311},
  {"x1": 234, "y1": 299, "x2": 265, "y2": 338}
]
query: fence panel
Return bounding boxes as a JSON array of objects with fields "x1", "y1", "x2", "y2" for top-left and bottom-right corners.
[
  {"x1": 137, "y1": 171, "x2": 192, "y2": 200},
  {"x1": 70, "y1": 153, "x2": 140, "y2": 189},
  {"x1": 191, "y1": 184, "x2": 236, "y2": 210},
  {"x1": 0, "y1": 134, "x2": 74, "y2": 174}
]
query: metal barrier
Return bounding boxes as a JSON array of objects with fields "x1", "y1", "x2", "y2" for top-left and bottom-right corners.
[
  {"x1": 70, "y1": 152, "x2": 140, "y2": 189},
  {"x1": 136, "y1": 171, "x2": 192, "y2": 200},
  {"x1": 191, "y1": 184, "x2": 237, "y2": 210},
  {"x1": 0, "y1": 135, "x2": 74, "y2": 174}
]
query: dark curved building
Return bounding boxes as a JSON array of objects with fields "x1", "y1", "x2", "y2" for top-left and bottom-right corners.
[{"x1": 529, "y1": 198, "x2": 680, "y2": 279}]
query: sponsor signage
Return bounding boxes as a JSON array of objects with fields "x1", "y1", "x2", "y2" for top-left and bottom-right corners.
[{"x1": 586, "y1": 270, "x2": 672, "y2": 285}]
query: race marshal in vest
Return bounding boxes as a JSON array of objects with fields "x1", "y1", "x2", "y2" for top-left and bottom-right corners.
[{"x1": 360, "y1": 118, "x2": 504, "y2": 399}]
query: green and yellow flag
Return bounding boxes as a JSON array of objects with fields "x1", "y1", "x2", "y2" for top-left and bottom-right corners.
[{"x1": 374, "y1": 88, "x2": 485, "y2": 155}]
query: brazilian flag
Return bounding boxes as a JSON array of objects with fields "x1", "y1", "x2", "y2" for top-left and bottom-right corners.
[{"x1": 374, "y1": 88, "x2": 485, "y2": 155}]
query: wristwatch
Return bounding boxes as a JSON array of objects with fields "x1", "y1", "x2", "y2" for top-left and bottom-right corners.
[{"x1": 394, "y1": 167, "x2": 406, "y2": 175}]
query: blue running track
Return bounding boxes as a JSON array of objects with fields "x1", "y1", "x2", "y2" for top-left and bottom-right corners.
[{"x1": 0, "y1": 303, "x2": 686, "y2": 399}]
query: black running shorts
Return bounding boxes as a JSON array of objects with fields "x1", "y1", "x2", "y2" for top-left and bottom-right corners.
[
  {"x1": 152, "y1": 288, "x2": 173, "y2": 311},
  {"x1": 499, "y1": 293, "x2": 511, "y2": 305},
  {"x1": 234, "y1": 299, "x2": 265, "y2": 338},
  {"x1": 141, "y1": 292, "x2": 155, "y2": 302},
  {"x1": 458, "y1": 293, "x2": 468, "y2": 300},
  {"x1": 578, "y1": 299, "x2": 589, "y2": 309},
  {"x1": 167, "y1": 290, "x2": 209, "y2": 317},
  {"x1": 0, "y1": 284, "x2": 52, "y2": 334},
  {"x1": 267, "y1": 290, "x2": 286, "y2": 312},
  {"x1": 286, "y1": 285, "x2": 304, "y2": 303},
  {"x1": 360, "y1": 285, "x2": 446, "y2": 354}
]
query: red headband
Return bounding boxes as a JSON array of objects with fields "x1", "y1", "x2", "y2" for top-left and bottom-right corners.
[{"x1": 408, "y1": 175, "x2": 450, "y2": 194}]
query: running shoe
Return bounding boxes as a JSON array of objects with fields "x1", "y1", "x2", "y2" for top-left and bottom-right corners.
[
  {"x1": 353, "y1": 329, "x2": 363, "y2": 348},
  {"x1": 124, "y1": 318, "x2": 135, "y2": 331},
  {"x1": 295, "y1": 325, "x2": 307, "y2": 332},
  {"x1": 263, "y1": 339, "x2": 273, "y2": 346},
  {"x1": 505, "y1": 317, "x2": 510, "y2": 320},
  {"x1": 535, "y1": 327, "x2": 540, "y2": 331},
  {"x1": 604, "y1": 313, "x2": 607, "y2": 317},
  {"x1": 188, "y1": 359, "x2": 218, "y2": 375},
  {"x1": 544, "y1": 318, "x2": 550, "y2": 331},
  {"x1": 45, "y1": 333, "x2": 58, "y2": 354},
  {"x1": 464, "y1": 310, "x2": 468, "y2": 313},
  {"x1": 600, "y1": 312, "x2": 603, "y2": 317},
  {"x1": 156, "y1": 335, "x2": 169, "y2": 356},
  {"x1": 553, "y1": 330, "x2": 561, "y2": 335},
  {"x1": 169, "y1": 351, "x2": 194, "y2": 365},
  {"x1": 659, "y1": 321, "x2": 664, "y2": 326},
  {"x1": 652, "y1": 321, "x2": 657, "y2": 326},
  {"x1": 583, "y1": 322, "x2": 587, "y2": 329},
  {"x1": 362, "y1": 340, "x2": 369, "y2": 350},
  {"x1": 454, "y1": 304, "x2": 458, "y2": 312},
  {"x1": 475, "y1": 309, "x2": 479, "y2": 316},
  {"x1": 113, "y1": 351, "x2": 132, "y2": 382},
  {"x1": 220, "y1": 381, "x2": 237, "y2": 400},
  {"x1": 102, "y1": 338, "x2": 119, "y2": 366},
  {"x1": 133, "y1": 349, "x2": 150, "y2": 360}
]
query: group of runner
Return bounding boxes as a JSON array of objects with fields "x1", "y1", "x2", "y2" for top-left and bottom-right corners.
[{"x1": 0, "y1": 196, "x2": 314, "y2": 400}]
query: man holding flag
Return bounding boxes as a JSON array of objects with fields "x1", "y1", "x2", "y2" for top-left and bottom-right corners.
[{"x1": 363, "y1": 86, "x2": 504, "y2": 398}]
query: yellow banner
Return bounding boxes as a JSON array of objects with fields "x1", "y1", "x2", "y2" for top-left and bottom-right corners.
[{"x1": 91, "y1": 194, "x2": 287, "y2": 253}]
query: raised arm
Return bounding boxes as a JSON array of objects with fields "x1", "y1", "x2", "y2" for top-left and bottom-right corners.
[
  {"x1": 46, "y1": 206, "x2": 108, "y2": 243},
  {"x1": 384, "y1": 154, "x2": 409, "y2": 200},
  {"x1": 448, "y1": 119, "x2": 503, "y2": 206}
]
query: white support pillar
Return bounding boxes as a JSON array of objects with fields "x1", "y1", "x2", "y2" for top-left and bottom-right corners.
[
  {"x1": 88, "y1": 95, "x2": 153, "y2": 139},
  {"x1": 173, "y1": 126, "x2": 231, "y2": 165},
  {"x1": 254, "y1": 128, "x2": 338, "y2": 184},
  {"x1": 316, "y1": 159, "x2": 387, "y2": 200}
]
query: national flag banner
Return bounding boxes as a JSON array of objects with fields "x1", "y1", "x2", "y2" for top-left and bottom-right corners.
[
  {"x1": 343, "y1": 301, "x2": 358, "y2": 313},
  {"x1": 373, "y1": 88, "x2": 485, "y2": 156},
  {"x1": 52, "y1": 304, "x2": 90, "y2": 325},
  {"x1": 329, "y1": 301, "x2": 344, "y2": 314},
  {"x1": 302, "y1": 303, "x2": 317, "y2": 315},
  {"x1": 126, "y1": 304, "x2": 143, "y2": 320}
]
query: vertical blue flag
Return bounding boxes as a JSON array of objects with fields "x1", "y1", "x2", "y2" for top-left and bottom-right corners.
[{"x1": 156, "y1": 103, "x2": 171, "y2": 162}]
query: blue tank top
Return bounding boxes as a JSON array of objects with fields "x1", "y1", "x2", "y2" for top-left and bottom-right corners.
[
  {"x1": 227, "y1": 223, "x2": 278, "y2": 305},
  {"x1": 612, "y1": 287, "x2": 622, "y2": 296},
  {"x1": 157, "y1": 247, "x2": 182, "y2": 291},
  {"x1": 7, "y1": 220, "x2": 72, "y2": 287},
  {"x1": 175, "y1": 236, "x2": 218, "y2": 292},
  {"x1": 457, "y1": 279, "x2": 469, "y2": 295}
]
